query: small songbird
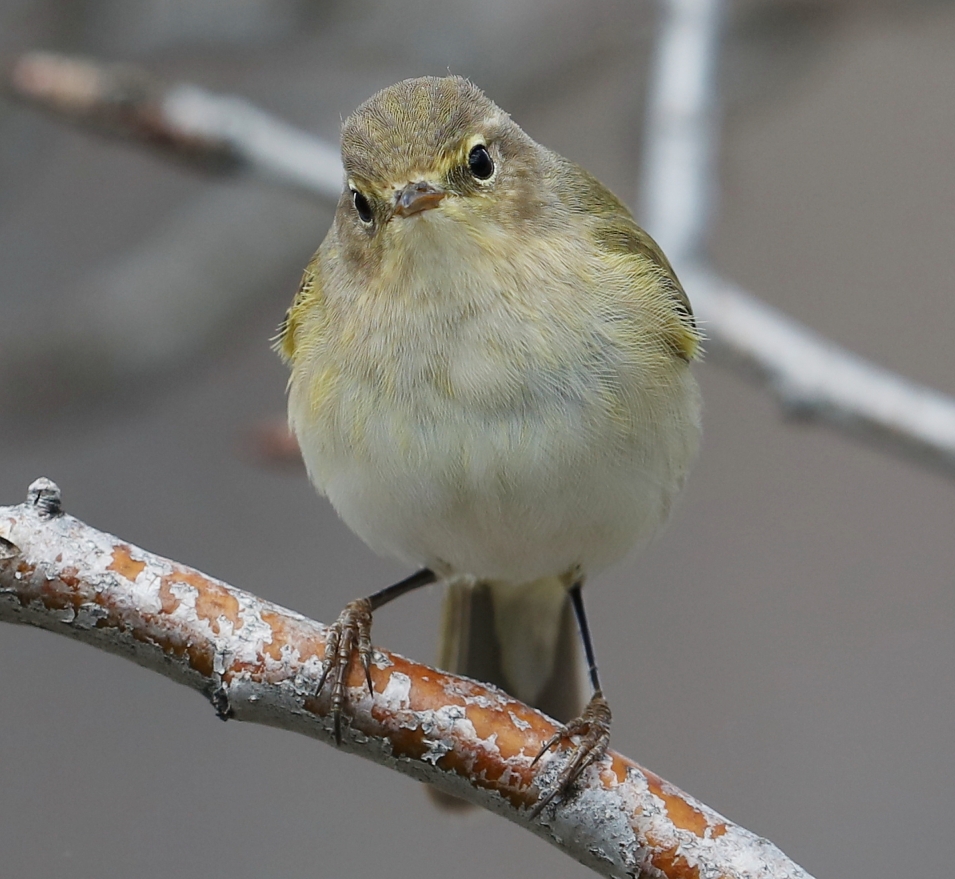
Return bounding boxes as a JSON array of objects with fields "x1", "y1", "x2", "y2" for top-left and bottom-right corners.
[{"x1": 277, "y1": 75, "x2": 701, "y2": 813}]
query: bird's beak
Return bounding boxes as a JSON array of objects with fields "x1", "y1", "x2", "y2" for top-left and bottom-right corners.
[{"x1": 394, "y1": 181, "x2": 446, "y2": 217}]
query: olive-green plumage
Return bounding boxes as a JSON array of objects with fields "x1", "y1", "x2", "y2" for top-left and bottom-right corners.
[{"x1": 279, "y1": 76, "x2": 700, "y2": 740}]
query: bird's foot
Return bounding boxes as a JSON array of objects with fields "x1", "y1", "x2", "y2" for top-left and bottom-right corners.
[
  {"x1": 529, "y1": 690, "x2": 612, "y2": 818},
  {"x1": 316, "y1": 597, "x2": 375, "y2": 744}
]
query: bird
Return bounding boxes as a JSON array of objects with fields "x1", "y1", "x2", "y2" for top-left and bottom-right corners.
[{"x1": 276, "y1": 75, "x2": 701, "y2": 814}]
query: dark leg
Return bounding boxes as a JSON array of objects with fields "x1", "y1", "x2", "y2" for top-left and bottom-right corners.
[
  {"x1": 318, "y1": 568, "x2": 437, "y2": 744},
  {"x1": 570, "y1": 580, "x2": 603, "y2": 693},
  {"x1": 367, "y1": 567, "x2": 438, "y2": 610},
  {"x1": 529, "y1": 579, "x2": 612, "y2": 818}
]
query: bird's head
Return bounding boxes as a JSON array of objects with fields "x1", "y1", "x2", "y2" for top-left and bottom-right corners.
[{"x1": 333, "y1": 76, "x2": 554, "y2": 280}]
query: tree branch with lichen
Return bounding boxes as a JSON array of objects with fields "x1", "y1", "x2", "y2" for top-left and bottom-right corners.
[{"x1": 0, "y1": 479, "x2": 811, "y2": 879}]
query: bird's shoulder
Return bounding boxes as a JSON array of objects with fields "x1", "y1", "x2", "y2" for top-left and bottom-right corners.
[{"x1": 549, "y1": 156, "x2": 701, "y2": 362}]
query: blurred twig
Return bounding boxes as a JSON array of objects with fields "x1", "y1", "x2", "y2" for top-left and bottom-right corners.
[
  {"x1": 7, "y1": 44, "x2": 955, "y2": 474},
  {"x1": 0, "y1": 479, "x2": 814, "y2": 879},
  {"x1": 7, "y1": 51, "x2": 237, "y2": 172},
  {"x1": 7, "y1": 51, "x2": 341, "y2": 196}
]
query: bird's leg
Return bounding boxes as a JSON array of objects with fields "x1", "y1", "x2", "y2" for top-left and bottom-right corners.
[
  {"x1": 317, "y1": 567, "x2": 437, "y2": 744},
  {"x1": 529, "y1": 579, "x2": 612, "y2": 818}
]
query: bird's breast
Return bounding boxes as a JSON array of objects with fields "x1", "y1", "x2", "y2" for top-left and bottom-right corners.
[{"x1": 287, "y1": 220, "x2": 699, "y2": 579}]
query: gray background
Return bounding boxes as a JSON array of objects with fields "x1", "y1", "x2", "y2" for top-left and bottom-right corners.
[{"x1": 2, "y1": 1, "x2": 954, "y2": 877}]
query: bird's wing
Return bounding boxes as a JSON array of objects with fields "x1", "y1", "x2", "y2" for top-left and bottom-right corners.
[
  {"x1": 273, "y1": 254, "x2": 322, "y2": 364},
  {"x1": 553, "y1": 158, "x2": 701, "y2": 362}
]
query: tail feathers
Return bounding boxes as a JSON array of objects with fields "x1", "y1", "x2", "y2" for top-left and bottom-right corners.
[
  {"x1": 528, "y1": 590, "x2": 585, "y2": 724},
  {"x1": 430, "y1": 577, "x2": 582, "y2": 810},
  {"x1": 439, "y1": 577, "x2": 583, "y2": 719}
]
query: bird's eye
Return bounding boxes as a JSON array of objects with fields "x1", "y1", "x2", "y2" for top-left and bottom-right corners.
[
  {"x1": 467, "y1": 144, "x2": 494, "y2": 180},
  {"x1": 351, "y1": 189, "x2": 374, "y2": 224}
]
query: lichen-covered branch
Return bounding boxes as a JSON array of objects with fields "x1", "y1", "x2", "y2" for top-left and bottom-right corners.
[
  {"x1": 7, "y1": 47, "x2": 955, "y2": 476},
  {"x1": 0, "y1": 479, "x2": 810, "y2": 879}
]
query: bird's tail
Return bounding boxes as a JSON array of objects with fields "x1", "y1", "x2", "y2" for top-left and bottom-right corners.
[{"x1": 431, "y1": 576, "x2": 583, "y2": 809}]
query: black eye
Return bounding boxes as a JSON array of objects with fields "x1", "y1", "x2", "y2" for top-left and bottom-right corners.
[
  {"x1": 351, "y1": 189, "x2": 373, "y2": 224},
  {"x1": 467, "y1": 144, "x2": 494, "y2": 180}
]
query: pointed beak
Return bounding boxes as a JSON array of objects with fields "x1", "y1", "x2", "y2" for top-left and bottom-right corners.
[{"x1": 394, "y1": 181, "x2": 446, "y2": 218}]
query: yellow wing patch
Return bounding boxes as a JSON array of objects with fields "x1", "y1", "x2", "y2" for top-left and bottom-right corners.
[
  {"x1": 273, "y1": 263, "x2": 319, "y2": 364},
  {"x1": 594, "y1": 222, "x2": 702, "y2": 363},
  {"x1": 555, "y1": 160, "x2": 701, "y2": 363}
]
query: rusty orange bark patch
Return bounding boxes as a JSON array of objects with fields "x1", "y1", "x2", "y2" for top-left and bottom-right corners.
[
  {"x1": 157, "y1": 632, "x2": 214, "y2": 678},
  {"x1": 194, "y1": 580, "x2": 239, "y2": 633},
  {"x1": 33, "y1": 565, "x2": 87, "y2": 613},
  {"x1": 649, "y1": 842, "x2": 701, "y2": 879},
  {"x1": 607, "y1": 753, "x2": 630, "y2": 784},
  {"x1": 160, "y1": 567, "x2": 239, "y2": 634},
  {"x1": 158, "y1": 578, "x2": 181, "y2": 614},
  {"x1": 260, "y1": 610, "x2": 325, "y2": 664},
  {"x1": 107, "y1": 544, "x2": 145, "y2": 581},
  {"x1": 397, "y1": 661, "x2": 468, "y2": 711},
  {"x1": 646, "y1": 770, "x2": 709, "y2": 838},
  {"x1": 187, "y1": 644, "x2": 215, "y2": 677},
  {"x1": 464, "y1": 699, "x2": 551, "y2": 763},
  {"x1": 259, "y1": 610, "x2": 287, "y2": 660}
]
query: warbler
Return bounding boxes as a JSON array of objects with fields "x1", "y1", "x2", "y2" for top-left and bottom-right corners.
[{"x1": 277, "y1": 75, "x2": 701, "y2": 812}]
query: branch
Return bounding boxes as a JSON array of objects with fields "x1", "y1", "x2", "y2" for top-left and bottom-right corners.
[
  {"x1": 5, "y1": 51, "x2": 341, "y2": 197},
  {"x1": 637, "y1": 0, "x2": 955, "y2": 474},
  {"x1": 639, "y1": 0, "x2": 724, "y2": 271},
  {"x1": 689, "y1": 271, "x2": 955, "y2": 472},
  {"x1": 0, "y1": 479, "x2": 810, "y2": 879},
  {"x1": 7, "y1": 47, "x2": 955, "y2": 476}
]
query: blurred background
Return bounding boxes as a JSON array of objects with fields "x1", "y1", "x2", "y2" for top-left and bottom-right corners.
[{"x1": 2, "y1": 1, "x2": 955, "y2": 877}]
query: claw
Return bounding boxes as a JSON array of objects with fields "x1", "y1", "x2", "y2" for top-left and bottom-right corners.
[
  {"x1": 316, "y1": 598, "x2": 375, "y2": 744},
  {"x1": 528, "y1": 691, "x2": 612, "y2": 819},
  {"x1": 530, "y1": 729, "x2": 564, "y2": 768}
]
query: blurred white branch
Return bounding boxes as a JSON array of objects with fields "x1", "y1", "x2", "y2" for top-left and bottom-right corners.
[
  {"x1": 163, "y1": 84, "x2": 341, "y2": 197},
  {"x1": 639, "y1": 0, "x2": 955, "y2": 473},
  {"x1": 0, "y1": 479, "x2": 813, "y2": 879},
  {"x1": 8, "y1": 39, "x2": 955, "y2": 472},
  {"x1": 688, "y1": 272, "x2": 955, "y2": 469},
  {"x1": 639, "y1": 0, "x2": 724, "y2": 267},
  {"x1": 7, "y1": 52, "x2": 341, "y2": 196}
]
